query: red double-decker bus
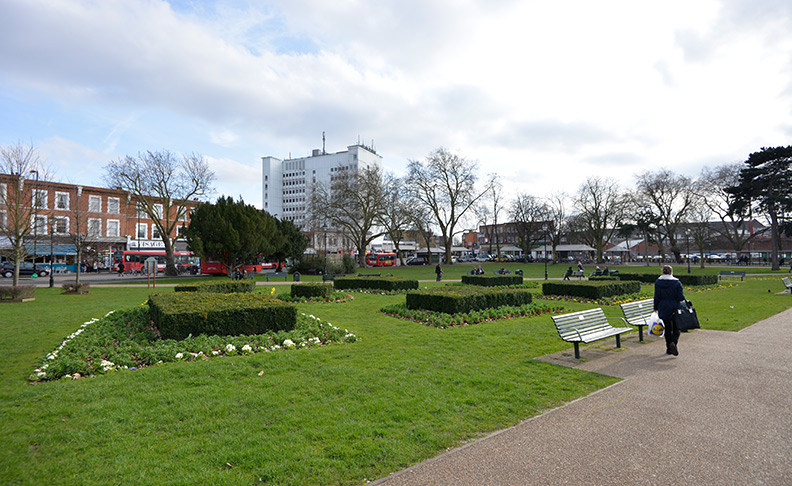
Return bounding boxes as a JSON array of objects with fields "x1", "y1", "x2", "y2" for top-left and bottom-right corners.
[
  {"x1": 366, "y1": 252, "x2": 397, "y2": 267},
  {"x1": 199, "y1": 260, "x2": 276, "y2": 276},
  {"x1": 113, "y1": 250, "x2": 196, "y2": 274}
]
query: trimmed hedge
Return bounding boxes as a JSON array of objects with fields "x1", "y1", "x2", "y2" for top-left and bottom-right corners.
[
  {"x1": 173, "y1": 280, "x2": 255, "y2": 293},
  {"x1": 148, "y1": 292, "x2": 296, "y2": 340},
  {"x1": 406, "y1": 286, "x2": 532, "y2": 314},
  {"x1": 291, "y1": 283, "x2": 333, "y2": 298},
  {"x1": 617, "y1": 272, "x2": 718, "y2": 286},
  {"x1": 542, "y1": 280, "x2": 641, "y2": 299},
  {"x1": 0, "y1": 285, "x2": 36, "y2": 302},
  {"x1": 333, "y1": 276, "x2": 419, "y2": 291},
  {"x1": 461, "y1": 274, "x2": 523, "y2": 287},
  {"x1": 588, "y1": 276, "x2": 620, "y2": 282}
]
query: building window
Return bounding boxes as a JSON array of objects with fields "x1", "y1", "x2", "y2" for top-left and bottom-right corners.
[
  {"x1": 177, "y1": 208, "x2": 188, "y2": 222},
  {"x1": 153, "y1": 204, "x2": 163, "y2": 219},
  {"x1": 53, "y1": 216, "x2": 68, "y2": 234},
  {"x1": 33, "y1": 215, "x2": 48, "y2": 235},
  {"x1": 87, "y1": 218, "x2": 101, "y2": 237},
  {"x1": 0, "y1": 210, "x2": 6, "y2": 229},
  {"x1": 136, "y1": 203, "x2": 147, "y2": 219},
  {"x1": 0, "y1": 183, "x2": 6, "y2": 202},
  {"x1": 136, "y1": 223, "x2": 147, "y2": 240},
  {"x1": 106, "y1": 219, "x2": 120, "y2": 238},
  {"x1": 88, "y1": 195, "x2": 101, "y2": 213},
  {"x1": 32, "y1": 189, "x2": 48, "y2": 209},
  {"x1": 107, "y1": 197, "x2": 120, "y2": 214},
  {"x1": 55, "y1": 191, "x2": 70, "y2": 210},
  {"x1": 152, "y1": 225, "x2": 161, "y2": 240}
]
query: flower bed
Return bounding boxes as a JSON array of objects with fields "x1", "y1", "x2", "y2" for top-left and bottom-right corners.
[
  {"x1": 381, "y1": 302, "x2": 564, "y2": 328},
  {"x1": 29, "y1": 309, "x2": 358, "y2": 382}
]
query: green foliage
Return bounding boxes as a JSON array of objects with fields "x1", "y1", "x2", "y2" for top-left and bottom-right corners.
[
  {"x1": 0, "y1": 285, "x2": 35, "y2": 301},
  {"x1": 333, "y1": 276, "x2": 419, "y2": 291},
  {"x1": 406, "y1": 286, "x2": 533, "y2": 314},
  {"x1": 61, "y1": 282, "x2": 91, "y2": 294},
  {"x1": 183, "y1": 196, "x2": 281, "y2": 274},
  {"x1": 148, "y1": 292, "x2": 297, "y2": 340},
  {"x1": 293, "y1": 254, "x2": 347, "y2": 275},
  {"x1": 174, "y1": 280, "x2": 255, "y2": 293},
  {"x1": 542, "y1": 281, "x2": 641, "y2": 299},
  {"x1": 342, "y1": 254, "x2": 357, "y2": 273},
  {"x1": 381, "y1": 301, "x2": 564, "y2": 328},
  {"x1": 461, "y1": 274, "x2": 524, "y2": 286},
  {"x1": 291, "y1": 283, "x2": 334, "y2": 299},
  {"x1": 272, "y1": 218, "x2": 309, "y2": 262},
  {"x1": 588, "y1": 275, "x2": 619, "y2": 281},
  {"x1": 617, "y1": 272, "x2": 717, "y2": 286}
]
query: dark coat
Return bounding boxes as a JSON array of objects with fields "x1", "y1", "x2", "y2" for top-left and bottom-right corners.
[{"x1": 654, "y1": 275, "x2": 685, "y2": 322}]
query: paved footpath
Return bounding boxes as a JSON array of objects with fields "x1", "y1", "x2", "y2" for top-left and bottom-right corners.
[{"x1": 374, "y1": 307, "x2": 792, "y2": 485}]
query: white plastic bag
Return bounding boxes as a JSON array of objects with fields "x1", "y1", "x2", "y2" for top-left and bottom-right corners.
[{"x1": 649, "y1": 311, "x2": 665, "y2": 337}]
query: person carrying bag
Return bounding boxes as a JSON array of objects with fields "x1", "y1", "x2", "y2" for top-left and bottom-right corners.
[
  {"x1": 676, "y1": 299, "x2": 700, "y2": 331},
  {"x1": 654, "y1": 265, "x2": 686, "y2": 356}
]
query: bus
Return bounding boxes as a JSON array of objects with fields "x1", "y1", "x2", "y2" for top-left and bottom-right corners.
[
  {"x1": 113, "y1": 250, "x2": 197, "y2": 274},
  {"x1": 200, "y1": 260, "x2": 277, "y2": 276},
  {"x1": 366, "y1": 252, "x2": 397, "y2": 267}
]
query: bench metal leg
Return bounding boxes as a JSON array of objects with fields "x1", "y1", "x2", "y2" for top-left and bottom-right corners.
[
  {"x1": 573, "y1": 343, "x2": 580, "y2": 359},
  {"x1": 637, "y1": 325, "x2": 644, "y2": 342},
  {"x1": 615, "y1": 335, "x2": 622, "y2": 348}
]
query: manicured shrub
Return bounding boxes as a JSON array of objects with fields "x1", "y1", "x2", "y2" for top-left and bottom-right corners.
[
  {"x1": 406, "y1": 286, "x2": 532, "y2": 314},
  {"x1": 334, "y1": 276, "x2": 419, "y2": 291},
  {"x1": 174, "y1": 280, "x2": 255, "y2": 293},
  {"x1": 291, "y1": 283, "x2": 333, "y2": 298},
  {"x1": 461, "y1": 275, "x2": 523, "y2": 287},
  {"x1": 62, "y1": 282, "x2": 91, "y2": 294},
  {"x1": 0, "y1": 285, "x2": 36, "y2": 302},
  {"x1": 616, "y1": 272, "x2": 718, "y2": 286},
  {"x1": 542, "y1": 281, "x2": 641, "y2": 300},
  {"x1": 148, "y1": 292, "x2": 296, "y2": 340},
  {"x1": 588, "y1": 276, "x2": 620, "y2": 281}
]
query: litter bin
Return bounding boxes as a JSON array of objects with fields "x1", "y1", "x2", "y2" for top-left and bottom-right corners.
[{"x1": 293, "y1": 272, "x2": 300, "y2": 282}]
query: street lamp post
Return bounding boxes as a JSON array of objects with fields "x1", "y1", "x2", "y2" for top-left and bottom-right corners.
[
  {"x1": 30, "y1": 170, "x2": 39, "y2": 271},
  {"x1": 686, "y1": 229, "x2": 691, "y2": 274},
  {"x1": 542, "y1": 224, "x2": 548, "y2": 280},
  {"x1": 49, "y1": 220, "x2": 55, "y2": 288}
]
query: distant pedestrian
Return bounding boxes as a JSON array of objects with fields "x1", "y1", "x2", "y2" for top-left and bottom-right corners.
[
  {"x1": 117, "y1": 260, "x2": 124, "y2": 277},
  {"x1": 435, "y1": 263, "x2": 442, "y2": 281}
]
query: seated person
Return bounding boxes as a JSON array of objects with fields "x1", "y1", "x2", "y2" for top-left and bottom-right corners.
[{"x1": 563, "y1": 267, "x2": 573, "y2": 280}]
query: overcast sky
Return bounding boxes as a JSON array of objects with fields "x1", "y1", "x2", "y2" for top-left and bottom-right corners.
[{"x1": 2, "y1": 0, "x2": 791, "y2": 209}]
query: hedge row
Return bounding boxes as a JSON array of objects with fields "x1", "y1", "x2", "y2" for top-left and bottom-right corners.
[
  {"x1": 0, "y1": 285, "x2": 36, "y2": 302},
  {"x1": 616, "y1": 272, "x2": 718, "y2": 286},
  {"x1": 148, "y1": 293, "x2": 296, "y2": 340},
  {"x1": 333, "y1": 276, "x2": 419, "y2": 291},
  {"x1": 461, "y1": 275, "x2": 523, "y2": 287},
  {"x1": 291, "y1": 283, "x2": 334, "y2": 298},
  {"x1": 173, "y1": 280, "x2": 256, "y2": 293},
  {"x1": 406, "y1": 286, "x2": 533, "y2": 314},
  {"x1": 542, "y1": 281, "x2": 641, "y2": 299}
]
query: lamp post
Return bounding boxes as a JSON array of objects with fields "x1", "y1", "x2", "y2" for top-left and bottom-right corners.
[
  {"x1": 49, "y1": 220, "x2": 55, "y2": 288},
  {"x1": 686, "y1": 228, "x2": 691, "y2": 274},
  {"x1": 30, "y1": 170, "x2": 39, "y2": 270},
  {"x1": 542, "y1": 224, "x2": 548, "y2": 280},
  {"x1": 323, "y1": 227, "x2": 328, "y2": 275}
]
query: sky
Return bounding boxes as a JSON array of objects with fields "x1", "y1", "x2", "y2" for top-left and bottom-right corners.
[{"x1": 2, "y1": 0, "x2": 792, "y2": 211}]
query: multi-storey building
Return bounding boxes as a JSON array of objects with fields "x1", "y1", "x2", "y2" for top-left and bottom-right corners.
[
  {"x1": 261, "y1": 142, "x2": 382, "y2": 252},
  {"x1": 0, "y1": 174, "x2": 199, "y2": 266}
]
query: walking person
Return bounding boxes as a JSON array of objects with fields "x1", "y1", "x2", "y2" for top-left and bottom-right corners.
[
  {"x1": 654, "y1": 265, "x2": 686, "y2": 356},
  {"x1": 435, "y1": 263, "x2": 442, "y2": 282},
  {"x1": 117, "y1": 260, "x2": 125, "y2": 277}
]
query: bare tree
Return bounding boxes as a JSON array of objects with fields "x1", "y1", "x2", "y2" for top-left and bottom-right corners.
[
  {"x1": 310, "y1": 164, "x2": 386, "y2": 267},
  {"x1": 0, "y1": 142, "x2": 47, "y2": 286},
  {"x1": 378, "y1": 172, "x2": 413, "y2": 265},
  {"x1": 686, "y1": 203, "x2": 713, "y2": 269},
  {"x1": 545, "y1": 193, "x2": 569, "y2": 263},
  {"x1": 104, "y1": 150, "x2": 214, "y2": 275},
  {"x1": 573, "y1": 177, "x2": 629, "y2": 263},
  {"x1": 635, "y1": 169, "x2": 697, "y2": 262},
  {"x1": 509, "y1": 193, "x2": 548, "y2": 259},
  {"x1": 407, "y1": 148, "x2": 491, "y2": 265}
]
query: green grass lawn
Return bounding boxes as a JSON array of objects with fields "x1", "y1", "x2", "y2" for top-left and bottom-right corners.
[{"x1": 2, "y1": 266, "x2": 791, "y2": 485}]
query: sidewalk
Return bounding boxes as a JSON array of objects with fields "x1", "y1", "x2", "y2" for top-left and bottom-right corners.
[{"x1": 374, "y1": 307, "x2": 792, "y2": 485}]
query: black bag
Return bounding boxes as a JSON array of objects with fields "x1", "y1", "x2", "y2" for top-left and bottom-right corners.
[{"x1": 676, "y1": 300, "x2": 700, "y2": 330}]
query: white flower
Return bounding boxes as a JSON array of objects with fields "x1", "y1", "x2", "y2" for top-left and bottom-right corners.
[
  {"x1": 212, "y1": 350, "x2": 219, "y2": 356},
  {"x1": 282, "y1": 339, "x2": 295, "y2": 348},
  {"x1": 37, "y1": 371, "x2": 46, "y2": 378},
  {"x1": 309, "y1": 337, "x2": 321, "y2": 345},
  {"x1": 241, "y1": 344, "x2": 252, "y2": 353},
  {"x1": 225, "y1": 344, "x2": 236, "y2": 352},
  {"x1": 175, "y1": 352, "x2": 184, "y2": 359}
]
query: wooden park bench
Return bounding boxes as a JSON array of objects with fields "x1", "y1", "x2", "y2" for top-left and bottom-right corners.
[
  {"x1": 619, "y1": 298, "x2": 654, "y2": 342},
  {"x1": 551, "y1": 308, "x2": 632, "y2": 359},
  {"x1": 264, "y1": 271, "x2": 289, "y2": 282},
  {"x1": 719, "y1": 270, "x2": 746, "y2": 281},
  {"x1": 357, "y1": 273, "x2": 381, "y2": 277},
  {"x1": 783, "y1": 277, "x2": 792, "y2": 294}
]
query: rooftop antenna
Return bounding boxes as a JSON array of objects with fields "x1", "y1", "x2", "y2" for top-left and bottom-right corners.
[{"x1": 322, "y1": 131, "x2": 326, "y2": 154}]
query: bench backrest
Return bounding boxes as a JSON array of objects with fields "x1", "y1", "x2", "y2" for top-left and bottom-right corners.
[
  {"x1": 720, "y1": 271, "x2": 745, "y2": 276},
  {"x1": 783, "y1": 277, "x2": 792, "y2": 287},
  {"x1": 620, "y1": 298, "x2": 653, "y2": 326},
  {"x1": 551, "y1": 308, "x2": 611, "y2": 340}
]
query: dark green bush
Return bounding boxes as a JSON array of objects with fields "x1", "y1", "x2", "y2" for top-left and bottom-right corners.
[
  {"x1": 542, "y1": 281, "x2": 641, "y2": 299},
  {"x1": 0, "y1": 285, "x2": 36, "y2": 302},
  {"x1": 406, "y1": 286, "x2": 532, "y2": 314},
  {"x1": 148, "y1": 293, "x2": 296, "y2": 340},
  {"x1": 588, "y1": 276, "x2": 620, "y2": 281},
  {"x1": 174, "y1": 280, "x2": 255, "y2": 293},
  {"x1": 334, "y1": 276, "x2": 419, "y2": 291},
  {"x1": 616, "y1": 272, "x2": 718, "y2": 286},
  {"x1": 291, "y1": 283, "x2": 333, "y2": 298},
  {"x1": 461, "y1": 275, "x2": 523, "y2": 287}
]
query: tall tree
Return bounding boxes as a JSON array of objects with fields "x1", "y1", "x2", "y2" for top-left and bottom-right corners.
[
  {"x1": 309, "y1": 164, "x2": 385, "y2": 267},
  {"x1": 509, "y1": 193, "x2": 548, "y2": 258},
  {"x1": 104, "y1": 150, "x2": 214, "y2": 276},
  {"x1": 407, "y1": 148, "x2": 491, "y2": 265},
  {"x1": 635, "y1": 169, "x2": 697, "y2": 262},
  {"x1": 573, "y1": 177, "x2": 629, "y2": 263},
  {"x1": 728, "y1": 146, "x2": 792, "y2": 270},
  {"x1": 271, "y1": 217, "x2": 308, "y2": 266},
  {"x1": 182, "y1": 196, "x2": 280, "y2": 277},
  {"x1": 378, "y1": 172, "x2": 413, "y2": 265},
  {"x1": 0, "y1": 142, "x2": 46, "y2": 286},
  {"x1": 545, "y1": 193, "x2": 569, "y2": 263}
]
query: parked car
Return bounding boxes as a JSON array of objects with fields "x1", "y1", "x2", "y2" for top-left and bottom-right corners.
[
  {"x1": 475, "y1": 255, "x2": 490, "y2": 262},
  {"x1": 1, "y1": 261, "x2": 50, "y2": 278},
  {"x1": 406, "y1": 257, "x2": 428, "y2": 266}
]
